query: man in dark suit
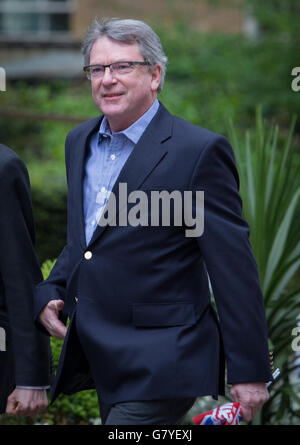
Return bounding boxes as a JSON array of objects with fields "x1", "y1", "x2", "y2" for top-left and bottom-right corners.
[
  {"x1": 0, "y1": 144, "x2": 50, "y2": 417},
  {"x1": 35, "y1": 18, "x2": 272, "y2": 425}
]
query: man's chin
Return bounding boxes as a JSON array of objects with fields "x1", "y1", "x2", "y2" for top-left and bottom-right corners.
[
  {"x1": 99, "y1": 101, "x2": 124, "y2": 114},
  {"x1": 100, "y1": 108, "x2": 123, "y2": 119}
]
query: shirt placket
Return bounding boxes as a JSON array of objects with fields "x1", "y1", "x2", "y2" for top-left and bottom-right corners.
[{"x1": 95, "y1": 134, "x2": 121, "y2": 224}]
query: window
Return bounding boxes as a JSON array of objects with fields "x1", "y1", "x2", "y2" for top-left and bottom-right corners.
[{"x1": 0, "y1": 0, "x2": 76, "y2": 37}]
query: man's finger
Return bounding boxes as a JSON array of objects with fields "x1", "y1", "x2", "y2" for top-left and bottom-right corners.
[
  {"x1": 48, "y1": 299, "x2": 64, "y2": 314},
  {"x1": 39, "y1": 299, "x2": 66, "y2": 337},
  {"x1": 5, "y1": 398, "x2": 17, "y2": 416},
  {"x1": 49, "y1": 319, "x2": 67, "y2": 338},
  {"x1": 15, "y1": 403, "x2": 29, "y2": 417},
  {"x1": 26, "y1": 402, "x2": 42, "y2": 418},
  {"x1": 240, "y1": 405, "x2": 253, "y2": 422}
]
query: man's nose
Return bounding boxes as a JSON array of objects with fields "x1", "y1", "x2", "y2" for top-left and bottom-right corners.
[{"x1": 101, "y1": 67, "x2": 117, "y2": 85}]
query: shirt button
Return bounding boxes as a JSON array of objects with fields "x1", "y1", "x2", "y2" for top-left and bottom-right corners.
[
  {"x1": 110, "y1": 154, "x2": 116, "y2": 160},
  {"x1": 84, "y1": 251, "x2": 92, "y2": 260}
]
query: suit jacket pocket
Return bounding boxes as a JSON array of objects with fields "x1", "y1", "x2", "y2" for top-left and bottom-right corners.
[{"x1": 132, "y1": 302, "x2": 197, "y2": 327}]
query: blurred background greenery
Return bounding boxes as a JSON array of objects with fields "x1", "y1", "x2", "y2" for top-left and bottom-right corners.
[{"x1": 0, "y1": 0, "x2": 299, "y2": 425}]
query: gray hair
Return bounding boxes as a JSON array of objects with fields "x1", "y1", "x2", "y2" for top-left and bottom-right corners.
[{"x1": 82, "y1": 18, "x2": 168, "y2": 93}]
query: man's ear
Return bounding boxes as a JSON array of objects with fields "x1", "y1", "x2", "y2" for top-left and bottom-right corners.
[{"x1": 150, "y1": 64, "x2": 162, "y2": 93}]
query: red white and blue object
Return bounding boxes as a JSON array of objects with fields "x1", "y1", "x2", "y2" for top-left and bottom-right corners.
[{"x1": 192, "y1": 402, "x2": 243, "y2": 425}]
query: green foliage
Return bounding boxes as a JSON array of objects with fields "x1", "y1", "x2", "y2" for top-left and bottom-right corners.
[
  {"x1": 244, "y1": 0, "x2": 300, "y2": 39},
  {"x1": 38, "y1": 388, "x2": 99, "y2": 425},
  {"x1": 41, "y1": 259, "x2": 57, "y2": 280},
  {"x1": 229, "y1": 110, "x2": 300, "y2": 424},
  {"x1": 158, "y1": 26, "x2": 299, "y2": 133}
]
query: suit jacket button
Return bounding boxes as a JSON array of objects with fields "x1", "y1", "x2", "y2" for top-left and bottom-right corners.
[
  {"x1": 75, "y1": 297, "x2": 78, "y2": 303},
  {"x1": 84, "y1": 251, "x2": 92, "y2": 260}
]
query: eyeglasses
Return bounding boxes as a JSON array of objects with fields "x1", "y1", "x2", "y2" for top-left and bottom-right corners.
[{"x1": 83, "y1": 61, "x2": 150, "y2": 80}]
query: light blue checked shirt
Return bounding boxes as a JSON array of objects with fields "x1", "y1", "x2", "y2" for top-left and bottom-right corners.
[{"x1": 83, "y1": 99, "x2": 160, "y2": 245}]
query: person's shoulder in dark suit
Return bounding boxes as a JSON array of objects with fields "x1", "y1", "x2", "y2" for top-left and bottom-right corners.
[
  {"x1": 0, "y1": 144, "x2": 51, "y2": 412},
  {"x1": 0, "y1": 143, "x2": 28, "y2": 180}
]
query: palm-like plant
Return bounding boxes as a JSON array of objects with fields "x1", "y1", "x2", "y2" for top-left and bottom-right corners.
[{"x1": 228, "y1": 109, "x2": 300, "y2": 424}]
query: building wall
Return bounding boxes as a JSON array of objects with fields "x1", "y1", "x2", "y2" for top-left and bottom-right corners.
[{"x1": 71, "y1": 0, "x2": 243, "y2": 41}]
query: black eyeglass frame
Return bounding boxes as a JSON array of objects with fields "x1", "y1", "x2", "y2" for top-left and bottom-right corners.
[{"x1": 83, "y1": 61, "x2": 151, "y2": 79}]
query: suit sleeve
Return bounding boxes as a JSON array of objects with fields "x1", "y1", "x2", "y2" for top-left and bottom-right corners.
[
  {"x1": 33, "y1": 245, "x2": 69, "y2": 320},
  {"x1": 33, "y1": 132, "x2": 72, "y2": 323},
  {"x1": 0, "y1": 156, "x2": 51, "y2": 386},
  {"x1": 190, "y1": 135, "x2": 272, "y2": 384}
]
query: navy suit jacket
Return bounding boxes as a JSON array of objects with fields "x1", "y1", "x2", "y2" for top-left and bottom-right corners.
[{"x1": 34, "y1": 103, "x2": 272, "y2": 404}]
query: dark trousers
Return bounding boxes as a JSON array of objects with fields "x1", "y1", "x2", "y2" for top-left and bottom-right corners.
[
  {"x1": 98, "y1": 396, "x2": 196, "y2": 425},
  {"x1": 0, "y1": 315, "x2": 15, "y2": 414}
]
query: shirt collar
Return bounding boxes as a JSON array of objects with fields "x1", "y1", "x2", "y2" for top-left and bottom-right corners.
[{"x1": 98, "y1": 98, "x2": 160, "y2": 144}]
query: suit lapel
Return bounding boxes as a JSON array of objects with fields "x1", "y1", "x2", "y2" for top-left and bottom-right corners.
[{"x1": 87, "y1": 103, "x2": 173, "y2": 247}]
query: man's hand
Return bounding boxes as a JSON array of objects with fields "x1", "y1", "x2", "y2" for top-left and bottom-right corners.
[
  {"x1": 38, "y1": 299, "x2": 67, "y2": 339},
  {"x1": 230, "y1": 382, "x2": 269, "y2": 422},
  {"x1": 5, "y1": 388, "x2": 48, "y2": 418}
]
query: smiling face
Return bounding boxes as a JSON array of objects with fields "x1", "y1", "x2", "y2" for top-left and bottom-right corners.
[{"x1": 89, "y1": 36, "x2": 162, "y2": 133}]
